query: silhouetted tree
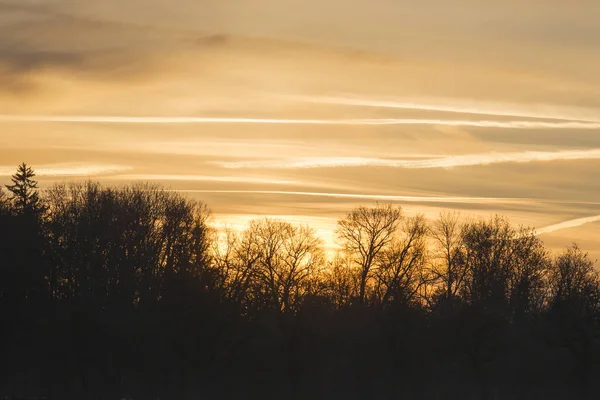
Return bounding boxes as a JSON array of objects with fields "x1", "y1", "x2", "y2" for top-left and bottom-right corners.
[
  {"x1": 212, "y1": 226, "x2": 262, "y2": 312},
  {"x1": 222, "y1": 218, "x2": 325, "y2": 313},
  {"x1": 0, "y1": 164, "x2": 49, "y2": 399},
  {"x1": 508, "y1": 227, "x2": 550, "y2": 321},
  {"x1": 444, "y1": 216, "x2": 551, "y2": 397},
  {"x1": 1, "y1": 164, "x2": 47, "y2": 303},
  {"x1": 41, "y1": 181, "x2": 218, "y2": 398},
  {"x1": 548, "y1": 244, "x2": 600, "y2": 397},
  {"x1": 5, "y1": 162, "x2": 45, "y2": 217},
  {"x1": 322, "y1": 254, "x2": 359, "y2": 308},
  {"x1": 336, "y1": 204, "x2": 402, "y2": 303},
  {"x1": 374, "y1": 214, "x2": 428, "y2": 307},
  {"x1": 430, "y1": 211, "x2": 467, "y2": 303},
  {"x1": 0, "y1": 187, "x2": 9, "y2": 215}
]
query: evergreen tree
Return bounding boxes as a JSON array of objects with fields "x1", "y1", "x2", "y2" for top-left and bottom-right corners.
[
  {"x1": 0, "y1": 187, "x2": 8, "y2": 215},
  {"x1": 5, "y1": 162, "x2": 44, "y2": 216},
  {"x1": 1, "y1": 163, "x2": 48, "y2": 314}
]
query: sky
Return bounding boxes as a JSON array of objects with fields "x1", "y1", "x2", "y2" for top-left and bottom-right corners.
[{"x1": 0, "y1": 0, "x2": 599, "y2": 262}]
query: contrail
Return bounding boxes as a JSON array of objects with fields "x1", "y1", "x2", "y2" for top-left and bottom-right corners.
[
  {"x1": 1, "y1": 115, "x2": 600, "y2": 128},
  {"x1": 536, "y1": 214, "x2": 600, "y2": 235},
  {"x1": 112, "y1": 174, "x2": 300, "y2": 185},
  {"x1": 217, "y1": 149, "x2": 600, "y2": 169},
  {"x1": 290, "y1": 95, "x2": 600, "y2": 123},
  {"x1": 174, "y1": 189, "x2": 535, "y2": 205}
]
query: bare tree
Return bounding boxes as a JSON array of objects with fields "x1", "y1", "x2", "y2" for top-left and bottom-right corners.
[
  {"x1": 232, "y1": 218, "x2": 325, "y2": 312},
  {"x1": 550, "y1": 244, "x2": 600, "y2": 307},
  {"x1": 45, "y1": 182, "x2": 212, "y2": 308},
  {"x1": 233, "y1": 226, "x2": 265, "y2": 309},
  {"x1": 430, "y1": 212, "x2": 467, "y2": 302},
  {"x1": 322, "y1": 254, "x2": 360, "y2": 307},
  {"x1": 460, "y1": 215, "x2": 516, "y2": 313},
  {"x1": 508, "y1": 227, "x2": 550, "y2": 320},
  {"x1": 212, "y1": 226, "x2": 259, "y2": 306},
  {"x1": 374, "y1": 214, "x2": 429, "y2": 307},
  {"x1": 249, "y1": 219, "x2": 288, "y2": 310},
  {"x1": 458, "y1": 215, "x2": 550, "y2": 319},
  {"x1": 279, "y1": 224, "x2": 325, "y2": 311},
  {"x1": 548, "y1": 244, "x2": 600, "y2": 395},
  {"x1": 158, "y1": 190, "x2": 212, "y2": 278},
  {"x1": 336, "y1": 203, "x2": 402, "y2": 303}
]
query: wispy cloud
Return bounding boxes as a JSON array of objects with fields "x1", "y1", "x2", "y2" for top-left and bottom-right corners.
[
  {"x1": 0, "y1": 163, "x2": 131, "y2": 177},
  {"x1": 290, "y1": 95, "x2": 600, "y2": 123},
  {"x1": 113, "y1": 174, "x2": 300, "y2": 185},
  {"x1": 536, "y1": 215, "x2": 600, "y2": 235},
  {"x1": 175, "y1": 189, "x2": 535, "y2": 205},
  {"x1": 216, "y1": 149, "x2": 600, "y2": 169},
  {"x1": 2, "y1": 115, "x2": 600, "y2": 129}
]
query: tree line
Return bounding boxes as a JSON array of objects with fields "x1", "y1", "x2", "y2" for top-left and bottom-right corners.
[{"x1": 1, "y1": 163, "x2": 599, "y2": 399}]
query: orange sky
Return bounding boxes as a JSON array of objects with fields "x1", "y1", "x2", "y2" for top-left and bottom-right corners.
[{"x1": 1, "y1": 0, "x2": 599, "y2": 262}]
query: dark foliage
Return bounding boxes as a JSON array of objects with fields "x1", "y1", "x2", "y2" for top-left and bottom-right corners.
[{"x1": 1, "y1": 165, "x2": 599, "y2": 400}]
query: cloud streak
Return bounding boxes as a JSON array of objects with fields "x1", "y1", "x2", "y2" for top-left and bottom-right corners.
[
  {"x1": 536, "y1": 214, "x2": 600, "y2": 235},
  {"x1": 175, "y1": 189, "x2": 535, "y2": 205},
  {"x1": 291, "y1": 95, "x2": 600, "y2": 123},
  {"x1": 113, "y1": 174, "x2": 300, "y2": 185},
  {"x1": 2, "y1": 115, "x2": 600, "y2": 129},
  {"x1": 217, "y1": 149, "x2": 600, "y2": 170},
  {"x1": 0, "y1": 163, "x2": 131, "y2": 177}
]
